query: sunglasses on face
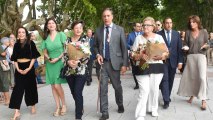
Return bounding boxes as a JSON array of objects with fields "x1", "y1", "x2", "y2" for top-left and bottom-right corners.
[{"x1": 156, "y1": 24, "x2": 161, "y2": 26}]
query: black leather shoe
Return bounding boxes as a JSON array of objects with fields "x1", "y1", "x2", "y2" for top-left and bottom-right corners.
[
  {"x1": 163, "y1": 102, "x2": 169, "y2": 109},
  {"x1": 134, "y1": 85, "x2": 139, "y2": 90},
  {"x1": 87, "y1": 81, "x2": 91, "y2": 86},
  {"x1": 99, "y1": 114, "x2": 109, "y2": 120},
  {"x1": 118, "y1": 105, "x2": 124, "y2": 113}
]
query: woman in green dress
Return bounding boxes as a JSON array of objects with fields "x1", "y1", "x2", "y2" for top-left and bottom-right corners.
[{"x1": 42, "y1": 17, "x2": 67, "y2": 116}]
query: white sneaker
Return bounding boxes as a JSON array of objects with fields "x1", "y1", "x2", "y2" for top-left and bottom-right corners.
[{"x1": 152, "y1": 111, "x2": 158, "y2": 117}]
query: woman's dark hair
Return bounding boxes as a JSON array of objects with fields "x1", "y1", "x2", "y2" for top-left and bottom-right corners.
[
  {"x1": 16, "y1": 27, "x2": 30, "y2": 48},
  {"x1": 187, "y1": 15, "x2": 203, "y2": 30},
  {"x1": 71, "y1": 20, "x2": 84, "y2": 29},
  {"x1": 43, "y1": 17, "x2": 59, "y2": 40}
]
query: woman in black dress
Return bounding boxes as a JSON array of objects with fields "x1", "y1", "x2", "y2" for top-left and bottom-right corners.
[{"x1": 9, "y1": 27, "x2": 40, "y2": 120}]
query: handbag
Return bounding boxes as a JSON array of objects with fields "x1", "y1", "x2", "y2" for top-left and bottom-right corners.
[
  {"x1": 59, "y1": 65, "x2": 70, "y2": 79},
  {"x1": 35, "y1": 64, "x2": 46, "y2": 76},
  {"x1": 59, "y1": 33, "x2": 70, "y2": 79},
  {"x1": 0, "y1": 60, "x2": 10, "y2": 71}
]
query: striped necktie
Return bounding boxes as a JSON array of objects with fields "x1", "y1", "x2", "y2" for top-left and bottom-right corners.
[{"x1": 105, "y1": 26, "x2": 110, "y2": 60}]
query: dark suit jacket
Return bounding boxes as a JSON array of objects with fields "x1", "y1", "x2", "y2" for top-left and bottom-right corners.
[
  {"x1": 94, "y1": 24, "x2": 128, "y2": 70},
  {"x1": 127, "y1": 31, "x2": 143, "y2": 50},
  {"x1": 157, "y1": 29, "x2": 183, "y2": 68},
  {"x1": 89, "y1": 37, "x2": 96, "y2": 60}
]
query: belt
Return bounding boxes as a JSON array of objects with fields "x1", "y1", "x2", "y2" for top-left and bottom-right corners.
[{"x1": 17, "y1": 59, "x2": 31, "y2": 63}]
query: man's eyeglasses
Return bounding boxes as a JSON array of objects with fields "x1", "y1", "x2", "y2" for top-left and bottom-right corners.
[{"x1": 142, "y1": 24, "x2": 153, "y2": 27}]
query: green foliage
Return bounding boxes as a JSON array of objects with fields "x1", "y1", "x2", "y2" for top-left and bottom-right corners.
[
  {"x1": 2, "y1": 0, "x2": 212, "y2": 36},
  {"x1": 160, "y1": 0, "x2": 213, "y2": 32},
  {"x1": 34, "y1": 0, "x2": 162, "y2": 32}
]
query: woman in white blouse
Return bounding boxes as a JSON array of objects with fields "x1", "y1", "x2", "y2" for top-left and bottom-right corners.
[{"x1": 132, "y1": 17, "x2": 169, "y2": 120}]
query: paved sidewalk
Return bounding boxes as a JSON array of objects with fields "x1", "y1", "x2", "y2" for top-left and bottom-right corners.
[{"x1": 0, "y1": 66, "x2": 213, "y2": 120}]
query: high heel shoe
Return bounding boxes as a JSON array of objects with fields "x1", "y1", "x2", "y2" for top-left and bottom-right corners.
[
  {"x1": 53, "y1": 108, "x2": 61, "y2": 117},
  {"x1": 187, "y1": 96, "x2": 194, "y2": 103},
  {"x1": 201, "y1": 100, "x2": 207, "y2": 110},
  {"x1": 10, "y1": 113, "x2": 21, "y2": 120},
  {"x1": 60, "y1": 105, "x2": 67, "y2": 116}
]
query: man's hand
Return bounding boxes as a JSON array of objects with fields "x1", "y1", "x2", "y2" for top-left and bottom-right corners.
[
  {"x1": 97, "y1": 54, "x2": 103, "y2": 65},
  {"x1": 120, "y1": 66, "x2": 127, "y2": 75},
  {"x1": 177, "y1": 63, "x2": 182, "y2": 70}
]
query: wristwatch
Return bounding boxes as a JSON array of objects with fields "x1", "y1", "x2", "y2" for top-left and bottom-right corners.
[{"x1": 48, "y1": 57, "x2": 52, "y2": 61}]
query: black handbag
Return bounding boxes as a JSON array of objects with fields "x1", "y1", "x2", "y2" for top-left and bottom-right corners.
[
  {"x1": 59, "y1": 53, "x2": 70, "y2": 79},
  {"x1": 59, "y1": 65, "x2": 70, "y2": 79}
]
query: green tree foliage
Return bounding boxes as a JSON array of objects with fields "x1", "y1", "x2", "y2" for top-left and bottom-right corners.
[
  {"x1": 89, "y1": 0, "x2": 160, "y2": 32},
  {"x1": 1, "y1": 0, "x2": 212, "y2": 38},
  {"x1": 160, "y1": 0, "x2": 213, "y2": 32}
]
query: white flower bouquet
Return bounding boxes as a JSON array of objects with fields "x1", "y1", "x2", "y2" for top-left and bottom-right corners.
[{"x1": 66, "y1": 41, "x2": 91, "y2": 61}]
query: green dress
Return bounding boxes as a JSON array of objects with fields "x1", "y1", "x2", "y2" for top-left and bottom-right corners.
[{"x1": 41, "y1": 32, "x2": 67, "y2": 84}]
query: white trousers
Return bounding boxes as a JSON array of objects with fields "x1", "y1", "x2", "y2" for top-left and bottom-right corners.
[{"x1": 135, "y1": 74, "x2": 163, "y2": 120}]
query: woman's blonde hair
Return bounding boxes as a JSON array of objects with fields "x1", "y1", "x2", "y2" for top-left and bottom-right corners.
[{"x1": 143, "y1": 17, "x2": 156, "y2": 27}]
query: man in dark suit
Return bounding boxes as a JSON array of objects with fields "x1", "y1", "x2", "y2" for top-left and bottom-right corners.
[
  {"x1": 157, "y1": 17, "x2": 183, "y2": 109},
  {"x1": 86, "y1": 28, "x2": 95, "y2": 86},
  {"x1": 94, "y1": 8, "x2": 128, "y2": 120},
  {"x1": 127, "y1": 22, "x2": 143, "y2": 90}
]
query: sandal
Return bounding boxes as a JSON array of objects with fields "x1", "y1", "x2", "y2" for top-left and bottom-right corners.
[
  {"x1": 60, "y1": 105, "x2": 67, "y2": 116},
  {"x1": 53, "y1": 108, "x2": 61, "y2": 117},
  {"x1": 10, "y1": 112, "x2": 21, "y2": 120},
  {"x1": 187, "y1": 96, "x2": 194, "y2": 103},
  {"x1": 201, "y1": 100, "x2": 207, "y2": 110}
]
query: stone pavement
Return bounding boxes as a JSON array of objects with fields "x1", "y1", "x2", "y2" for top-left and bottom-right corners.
[{"x1": 0, "y1": 66, "x2": 213, "y2": 120}]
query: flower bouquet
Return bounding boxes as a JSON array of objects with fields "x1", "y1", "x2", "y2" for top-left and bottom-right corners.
[
  {"x1": 131, "y1": 40, "x2": 168, "y2": 70},
  {"x1": 131, "y1": 43, "x2": 148, "y2": 70},
  {"x1": 66, "y1": 41, "x2": 91, "y2": 61},
  {"x1": 61, "y1": 39, "x2": 91, "y2": 76},
  {"x1": 145, "y1": 41, "x2": 168, "y2": 59}
]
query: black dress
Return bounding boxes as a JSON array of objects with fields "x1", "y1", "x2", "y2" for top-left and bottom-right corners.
[{"x1": 9, "y1": 41, "x2": 40, "y2": 109}]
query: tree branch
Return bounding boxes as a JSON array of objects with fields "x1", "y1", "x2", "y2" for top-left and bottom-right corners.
[
  {"x1": 48, "y1": 0, "x2": 54, "y2": 17},
  {"x1": 78, "y1": 7, "x2": 85, "y2": 20},
  {"x1": 19, "y1": 0, "x2": 29, "y2": 20}
]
